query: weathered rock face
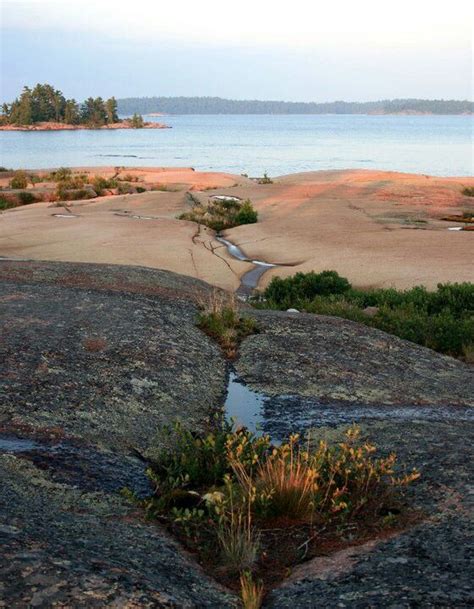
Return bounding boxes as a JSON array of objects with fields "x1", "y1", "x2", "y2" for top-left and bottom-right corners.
[
  {"x1": 0, "y1": 261, "x2": 227, "y2": 452},
  {"x1": 0, "y1": 261, "x2": 236, "y2": 607},
  {"x1": 236, "y1": 310, "x2": 474, "y2": 407},
  {"x1": 0, "y1": 261, "x2": 473, "y2": 608},
  {"x1": 1, "y1": 454, "x2": 236, "y2": 608}
]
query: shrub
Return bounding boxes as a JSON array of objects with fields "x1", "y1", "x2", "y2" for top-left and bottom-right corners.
[
  {"x1": 258, "y1": 172, "x2": 273, "y2": 184},
  {"x1": 136, "y1": 186, "x2": 146, "y2": 193},
  {"x1": 462, "y1": 186, "x2": 474, "y2": 197},
  {"x1": 29, "y1": 173, "x2": 42, "y2": 185},
  {"x1": 117, "y1": 182, "x2": 134, "y2": 195},
  {"x1": 9, "y1": 171, "x2": 28, "y2": 189},
  {"x1": 17, "y1": 191, "x2": 37, "y2": 205},
  {"x1": 132, "y1": 421, "x2": 418, "y2": 593},
  {"x1": 0, "y1": 196, "x2": 15, "y2": 210},
  {"x1": 130, "y1": 113, "x2": 144, "y2": 128},
  {"x1": 89, "y1": 175, "x2": 118, "y2": 194},
  {"x1": 257, "y1": 271, "x2": 474, "y2": 358},
  {"x1": 179, "y1": 197, "x2": 258, "y2": 231},
  {"x1": 235, "y1": 200, "x2": 258, "y2": 225},
  {"x1": 264, "y1": 271, "x2": 351, "y2": 307},
  {"x1": 49, "y1": 167, "x2": 72, "y2": 182}
]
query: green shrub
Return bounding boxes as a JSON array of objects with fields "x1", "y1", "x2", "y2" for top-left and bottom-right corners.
[
  {"x1": 0, "y1": 196, "x2": 15, "y2": 210},
  {"x1": 179, "y1": 197, "x2": 258, "y2": 231},
  {"x1": 235, "y1": 200, "x2": 258, "y2": 225},
  {"x1": 49, "y1": 167, "x2": 72, "y2": 182},
  {"x1": 136, "y1": 186, "x2": 146, "y2": 193},
  {"x1": 9, "y1": 171, "x2": 28, "y2": 189},
  {"x1": 130, "y1": 113, "x2": 144, "y2": 128},
  {"x1": 89, "y1": 175, "x2": 118, "y2": 194},
  {"x1": 257, "y1": 272, "x2": 473, "y2": 358},
  {"x1": 462, "y1": 186, "x2": 474, "y2": 197},
  {"x1": 17, "y1": 191, "x2": 37, "y2": 205},
  {"x1": 264, "y1": 271, "x2": 351, "y2": 307}
]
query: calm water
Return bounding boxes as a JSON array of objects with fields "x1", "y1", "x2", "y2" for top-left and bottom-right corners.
[{"x1": 0, "y1": 115, "x2": 472, "y2": 176}]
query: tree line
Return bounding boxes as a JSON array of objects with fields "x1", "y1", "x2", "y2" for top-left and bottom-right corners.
[
  {"x1": 117, "y1": 96, "x2": 473, "y2": 115},
  {"x1": 1, "y1": 84, "x2": 120, "y2": 126}
]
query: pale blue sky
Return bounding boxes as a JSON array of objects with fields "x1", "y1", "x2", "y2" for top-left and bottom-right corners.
[{"x1": 1, "y1": 0, "x2": 472, "y2": 103}]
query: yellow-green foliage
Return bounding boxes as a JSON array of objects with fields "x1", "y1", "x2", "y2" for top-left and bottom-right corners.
[
  {"x1": 240, "y1": 571, "x2": 264, "y2": 609},
  {"x1": 179, "y1": 196, "x2": 258, "y2": 231},
  {"x1": 9, "y1": 170, "x2": 28, "y2": 189},
  {"x1": 137, "y1": 421, "x2": 419, "y2": 579}
]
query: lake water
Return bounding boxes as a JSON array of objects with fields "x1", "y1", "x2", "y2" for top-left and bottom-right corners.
[{"x1": 0, "y1": 114, "x2": 472, "y2": 176}]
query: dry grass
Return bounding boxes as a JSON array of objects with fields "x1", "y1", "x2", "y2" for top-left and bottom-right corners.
[
  {"x1": 196, "y1": 289, "x2": 258, "y2": 358},
  {"x1": 217, "y1": 510, "x2": 260, "y2": 572},
  {"x1": 255, "y1": 435, "x2": 318, "y2": 520},
  {"x1": 240, "y1": 571, "x2": 264, "y2": 609}
]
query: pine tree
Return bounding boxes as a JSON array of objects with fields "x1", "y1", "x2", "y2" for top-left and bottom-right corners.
[
  {"x1": 131, "y1": 113, "x2": 144, "y2": 128},
  {"x1": 105, "y1": 97, "x2": 119, "y2": 124}
]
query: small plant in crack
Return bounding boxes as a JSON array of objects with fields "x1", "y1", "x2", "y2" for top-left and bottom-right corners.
[
  {"x1": 123, "y1": 421, "x2": 420, "y2": 606},
  {"x1": 196, "y1": 290, "x2": 258, "y2": 358},
  {"x1": 179, "y1": 193, "x2": 258, "y2": 231}
]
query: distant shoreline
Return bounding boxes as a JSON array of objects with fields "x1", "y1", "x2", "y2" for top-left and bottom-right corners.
[
  {"x1": 0, "y1": 121, "x2": 171, "y2": 132},
  {"x1": 117, "y1": 96, "x2": 474, "y2": 116}
]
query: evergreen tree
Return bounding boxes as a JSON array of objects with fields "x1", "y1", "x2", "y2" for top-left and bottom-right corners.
[
  {"x1": 130, "y1": 113, "x2": 144, "y2": 128},
  {"x1": 81, "y1": 97, "x2": 107, "y2": 126},
  {"x1": 10, "y1": 87, "x2": 33, "y2": 125},
  {"x1": 105, "y1": 97, "x2": 119, "y2": 123},
  {"x1": 64, "y1": 99, "x2": 80, "y2": 124}
]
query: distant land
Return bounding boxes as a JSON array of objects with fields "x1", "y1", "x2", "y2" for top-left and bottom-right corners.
[{"x1": 117, "y1": 97, "x2": 474, "y2": 116}]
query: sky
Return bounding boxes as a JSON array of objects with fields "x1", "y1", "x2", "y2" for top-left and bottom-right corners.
[{"x1": 1, "y1": 0, "x2": 472, "y2": 103}]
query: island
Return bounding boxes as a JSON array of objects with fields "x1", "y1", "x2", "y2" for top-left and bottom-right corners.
[{"x1": 0, "y1": 83, "x2": 170, "y2": 130}]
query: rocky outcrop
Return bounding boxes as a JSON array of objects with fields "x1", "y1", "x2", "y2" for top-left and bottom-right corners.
[
  {"x1": 236, "y1": 310, "x2": 473, "y2": 407},
  {"x1": 0, "y1": 260, "x2": 472, "y2": 607}
]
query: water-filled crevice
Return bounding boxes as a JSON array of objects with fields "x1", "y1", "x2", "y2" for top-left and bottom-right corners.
[{"x1": 223, "y1": 368, "x2": 474, "y2": 441}]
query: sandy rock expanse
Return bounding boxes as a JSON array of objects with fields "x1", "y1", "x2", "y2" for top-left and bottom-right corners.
[{"x1": 1, "y1": 167, "x2": 473, "y2": 292}]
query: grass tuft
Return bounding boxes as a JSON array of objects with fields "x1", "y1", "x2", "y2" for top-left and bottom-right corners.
[
  {"x1": 240, "y1": 571, "x2": 264, "y2": 609},
  {"x1": 196, "y1": 290, "x2": 258, "y2": 358}
]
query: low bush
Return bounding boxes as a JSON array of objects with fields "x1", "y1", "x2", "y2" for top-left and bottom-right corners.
[
  {"x1": 462, "y1": 186, "x2": 474, "y2": 197},
  {"x1": 9, "y1": 171, "x2": 28, "y2": 189},
  {"x1": 117, "y1": 182, "x2": 134, "y2": 195},
  {"x1": 257, "y1": 172, "x2": 273, "y2": 184},
  {"x1": 179, "y1": 196, "x2": 258, "y2": 231},
  {"x1": 89, "y1": 175, "x2": 118, "y2": 194},
  {"x1": 17, "y1": 191, "x2": 38, "y2": 205},
  {"x1": 128, "y1": 421, "x2": 418, "y2": 603},
  {"x1": 0, "y1": 196, "x2": 15, "y2": 210},
  {"x1": 264, "y1": 271, "x2": 351, "y2": 307},
  {"x1": 256, "y1": 272, "x2": 474, "y2": 358},
  {"x1": 49, "y1": 167, "x2": 72, "y2": 182}
]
